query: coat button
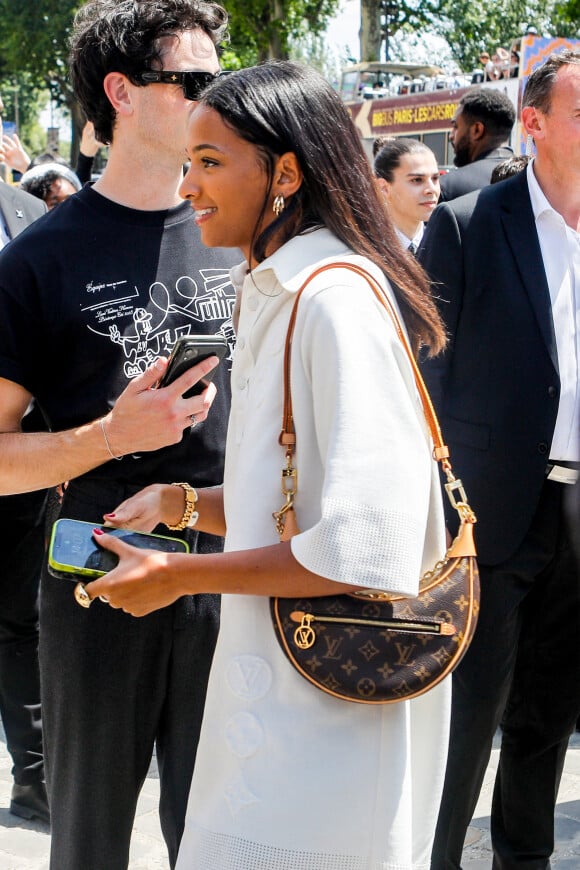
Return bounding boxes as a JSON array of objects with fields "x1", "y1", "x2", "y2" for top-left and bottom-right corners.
[
  {"x1": 547, "y1": 386, "x2": 557, "y2": 398},
  {"x1": 537, "y1": 441, "x2": 549, "y2": 455}
]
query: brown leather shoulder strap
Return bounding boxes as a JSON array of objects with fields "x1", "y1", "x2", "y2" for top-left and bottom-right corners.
[{"x1": 279, "y1": 261, "x2": 449, "y2": 465}]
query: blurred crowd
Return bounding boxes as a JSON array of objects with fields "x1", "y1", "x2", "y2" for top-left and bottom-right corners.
[{"x1": 0, "y1": 120, "x2": 102, "y2": 210}]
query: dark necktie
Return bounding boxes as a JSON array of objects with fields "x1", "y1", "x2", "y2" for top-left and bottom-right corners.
[{"x1": 408, "y1": 242, "x2": 417, "y2": 256}]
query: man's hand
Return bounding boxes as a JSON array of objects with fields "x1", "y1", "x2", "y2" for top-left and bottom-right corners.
[
  {"x1": 0, "y1": 354, "x2": 219, "y2": 494},
  {"x1": 102, "y1": 354, "x2": 219, "y2": 457}
]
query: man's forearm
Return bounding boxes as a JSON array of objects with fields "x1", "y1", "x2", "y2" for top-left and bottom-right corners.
[
  {"x1": 0, "y1": 354, "x2": 221, "y2": 494},
  {"x1": 0, "y1": 421, "x2": 113, "y2": 494}
]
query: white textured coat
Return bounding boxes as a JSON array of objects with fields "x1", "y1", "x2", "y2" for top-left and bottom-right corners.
[{"x1": 176, "y1": 229, "x2": 450, "y2": 870}]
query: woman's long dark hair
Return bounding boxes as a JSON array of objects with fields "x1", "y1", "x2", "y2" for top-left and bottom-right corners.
[{"x1": 199, "y1": 61, "x2": 445, "y2": 356}]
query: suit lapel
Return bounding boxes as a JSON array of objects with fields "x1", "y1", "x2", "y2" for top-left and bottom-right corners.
[
  {"x1": 0, "y1": 183, "x2": 28, "y2": 239},
  {"x1": 499, "y1": 171, "x2": 559, "y2": 374}
]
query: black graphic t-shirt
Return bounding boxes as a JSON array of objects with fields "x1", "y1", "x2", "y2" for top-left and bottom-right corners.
[{"x1": 0, "y1": 185, "x2": 239, "y2": 487}]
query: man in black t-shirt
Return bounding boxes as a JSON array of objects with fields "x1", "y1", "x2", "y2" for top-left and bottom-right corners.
[{"x1": 0, "y1": 3, "x2": 238, "y2": 869}]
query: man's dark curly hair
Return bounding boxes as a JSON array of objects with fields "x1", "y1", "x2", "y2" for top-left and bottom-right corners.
[
  {"x1": 458, "y1": 88, "x2": 515, "y2": 140},
  {"x1": 69, "y1": 0, "x2": 228, "y2": 144}
]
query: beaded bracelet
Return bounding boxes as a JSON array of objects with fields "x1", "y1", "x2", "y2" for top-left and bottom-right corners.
[{"x1": 165, "y1": 482, "x2": 199, "y2": 531}]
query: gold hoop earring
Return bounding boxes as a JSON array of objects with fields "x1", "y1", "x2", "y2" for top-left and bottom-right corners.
[{"x1": 273, "y1": 195, "x2": 285, "y2": 216}]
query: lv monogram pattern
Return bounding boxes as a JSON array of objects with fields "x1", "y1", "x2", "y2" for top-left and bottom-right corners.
[{"x1": 271, "y1": 552, "x2": 479, "y2": 704}]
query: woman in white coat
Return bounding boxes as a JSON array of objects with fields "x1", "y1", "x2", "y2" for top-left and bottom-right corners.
[{"x1": 86, "y1": 61, "x2": 450, "y2": 870}]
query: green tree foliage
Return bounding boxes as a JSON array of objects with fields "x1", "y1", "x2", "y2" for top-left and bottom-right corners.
[
  {"x1": 0, "y1": 0, "x2": 82, "y2": 157},
  {"x1": 223, "y1": 0, "x2": 341, "y2": 64},
  {"x1": 433, "y1": 0, "x2": 559, "y2": 71},
  {"x1": 360, "y1": 0, "x2": 580, "y2": 67},
  {"x1": 1, "y1": 75, "x2": 49, "y2": 152},
  {"x1": 360, "y1": 0, "x2": 439, "y2": 60},
  {"x1": 552, "y1": 0, "x2": 580, "y2": 35}
]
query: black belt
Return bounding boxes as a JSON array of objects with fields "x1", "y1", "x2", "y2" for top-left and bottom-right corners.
[{"x1": 546, "y1": 460, "x2": 580, "y2": 485}]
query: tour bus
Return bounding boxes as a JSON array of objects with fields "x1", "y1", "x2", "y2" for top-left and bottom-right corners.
[{"x1": 341, "y1": 34, "x2": 580, "y2": 164}]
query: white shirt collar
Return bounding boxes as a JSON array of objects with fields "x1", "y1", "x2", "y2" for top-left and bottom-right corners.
[
  {"x1": 229, "y1": 227, "x2": 354, "y2": 296},
  {"x1": 395, "y1": 225, "x2": 424, "y2": 251},
  {"x1": 527, "y1": 158, "x2": 563, "y2": 224}
]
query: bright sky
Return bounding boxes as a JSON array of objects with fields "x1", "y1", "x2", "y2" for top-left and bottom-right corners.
[{"x1": 326, "y1": 0, "x2": 361, "y2": 61}]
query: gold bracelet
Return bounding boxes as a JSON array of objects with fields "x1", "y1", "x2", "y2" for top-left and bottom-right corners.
[{"x1": 165, "y1": 482, "x2": 199, "y2": 531}]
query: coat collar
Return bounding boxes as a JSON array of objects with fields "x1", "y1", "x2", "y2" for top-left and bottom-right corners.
[
  {"x1": 498, "y1": 169, "x2": 558, "y2": 374},
  {"x1": 474, "y1": 145, "x2": 514, "y2": 163},
  {"x1": 230, "y1": 228, "x2": 355, "y2": 297},
  {"x1": 0, "y1": 182, "x2": 27, "y2": 239}
]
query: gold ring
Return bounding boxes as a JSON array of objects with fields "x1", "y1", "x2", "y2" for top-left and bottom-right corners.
[{"x1": 74, "y1": 582, "x2": 92, "y2": 609}]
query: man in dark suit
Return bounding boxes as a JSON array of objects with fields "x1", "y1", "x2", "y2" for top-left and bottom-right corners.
[
  {"x1": 439, "y1": 88, "x2": 515, "y2": 202},
  {"x1": 0, "y1": 95, "x2": 49, "y2": 824},
  {"x1": 420, "y1": 50, "x2": 580, "y2": 869}
]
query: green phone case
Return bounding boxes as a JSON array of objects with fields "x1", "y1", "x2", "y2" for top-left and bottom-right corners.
[{"x1": 48, "y1": 518, "x2": 190, "y2": 580}]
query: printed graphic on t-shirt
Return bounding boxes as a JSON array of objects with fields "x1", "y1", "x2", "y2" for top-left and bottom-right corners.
[{"x1": 82, "y1": 267, "x2": 236, "y2": 379}]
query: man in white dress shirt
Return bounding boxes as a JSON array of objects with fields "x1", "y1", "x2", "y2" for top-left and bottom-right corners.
[{"x1": 420, "y1": 50, "x2": 580, "y2": 869}]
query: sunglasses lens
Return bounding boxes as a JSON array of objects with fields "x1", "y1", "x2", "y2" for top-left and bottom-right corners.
[{"x1": 183, "y1": 72, "x2": 217, "y2": 100}]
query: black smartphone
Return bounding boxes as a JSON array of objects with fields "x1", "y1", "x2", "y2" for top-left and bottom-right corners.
[
  {"x1": 158, "y1": 334, "x2": 228, "y2": 398},
  {"x1": 48, "y1": 518, "x2": 189, "y2": 580}
]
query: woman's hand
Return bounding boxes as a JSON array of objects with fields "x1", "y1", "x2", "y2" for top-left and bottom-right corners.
[
  {"x1": 104, "y1": 484, "x2": 226, "y2": 538},
  {"x1": 84, "y1": 530, "x2": 186, "y2": 616},
  {"x1": 101, "y1": 355, "x2": 219, "y2": 458},
  {"x1": 79, "y1": 121, "x2": 102, "y2": 158},
  {"x1": 102, "y1": 484, "x2": 178, "y2": 533},
  {"x1": 1, "y1": 133, "x2": 31, "y2": 174}
]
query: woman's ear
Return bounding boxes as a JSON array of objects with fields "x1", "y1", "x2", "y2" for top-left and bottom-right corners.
[{"x1": 273, "y1": 152, "x2": 303, "y2": 199}]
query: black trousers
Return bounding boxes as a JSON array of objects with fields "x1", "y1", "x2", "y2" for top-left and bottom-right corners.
[
  {"x1": 40, "y1": 477, "x2": 221, "y2": 870},
  {"x1": 431, "y1": 479, "x2": 580, "y2": 870},
  {"x1": 0, "y1": 489, "x2": 47, "y2": 786}
]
